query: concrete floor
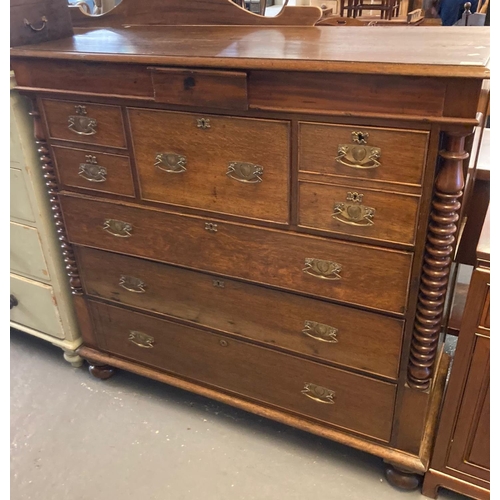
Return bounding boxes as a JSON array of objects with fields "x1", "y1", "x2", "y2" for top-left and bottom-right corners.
[{"x1": 11, "y1": 330, "x2": 468, "y2": 500}]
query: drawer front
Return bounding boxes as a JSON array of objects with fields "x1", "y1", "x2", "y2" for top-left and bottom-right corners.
[
  {"x1": 128, "y1": 108, "x2": 290, "y2": 224},
  {"x1": 60, "y1": 195, "x2": 412, "y2": 314},
  {"x1": 299, "y1": 122, "x2": 429, "y2": 186},
  {"x1": 10, "y1": 0, "x2": 73, "y2": 47},
  {"x1": 10, "y1": 222, "x2": 50, "y2": 282},
  {"x1": 10, "y1": 168, "x2": 35, "y2": 223},
  {"x1": 42, "y1": 99, "x2": 126, "y2": 149},
  {"x1": 52, "y1": 146, "x2": 135, "y2": 197},
  {"x1": 298, "y1": 181, "x2": 420, "y2": 246},
  {"x1": 150, "y1": 67, "x2": 248, "y2": 110},
  {"x1": 10, "y1": 274, "x2": 64, "y2": 339},
  {"x1": 91, "y1": 301, "x2": 396, "y2": 442},
  {"x1": 78, "y1": 247, "x2": 404, "y2": 379}
]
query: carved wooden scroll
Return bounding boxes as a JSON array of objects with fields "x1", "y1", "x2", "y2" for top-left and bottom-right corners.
[
  {"x1": 408, "y1": 132, "x2": 469, "y2": 390},
  {"x1": 70, "y1": 0, "x2": 322, "y2": 27},
  {"x1": 28, "y1": 98, "x2": 83, "y2": 295}
]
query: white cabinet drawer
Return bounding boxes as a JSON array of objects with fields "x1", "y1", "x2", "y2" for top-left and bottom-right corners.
[
  {"x1": 10, "y1": 274, "x2": 64, "y2": 339},
  {"x1": 10, "y1": 168, "x2": 35, "y2": 223},
  {"x1": 10, "y1": 222, "x2": 50, "y2": 282}
]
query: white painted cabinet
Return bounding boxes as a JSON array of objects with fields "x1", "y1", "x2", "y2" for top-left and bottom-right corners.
[{"x1": 10, "y1": 72, "x2": 82, "y2": 367}]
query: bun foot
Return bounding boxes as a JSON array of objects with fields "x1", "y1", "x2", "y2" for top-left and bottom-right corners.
[
  {"x1": 88, "y1": 363, "x2": 115, "y2": 380},
  {"x1": 385, "y1": 463, "x2": 421, "y2": 491}
]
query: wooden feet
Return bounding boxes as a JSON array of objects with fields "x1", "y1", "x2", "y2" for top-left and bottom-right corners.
[
  {"x1": 63, "y1": 350, "x2": 83, "y2": 368},
  {"x1": 88, "y1": 363, "x2": 115, "y2": 380},
  {"x1": 385, "y1": 463, "x2": 421, "y2": 491}
]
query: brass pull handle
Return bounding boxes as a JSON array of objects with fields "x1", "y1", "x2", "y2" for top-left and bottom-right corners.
[
  {"x1": 24, "y1": 16, "x2": 47, "y2": 32},
  {"x1": 103, "y1": 219, "x2": 133, "y2": 238},
  {"x1": 119, "y1": 275, "x2": 146, "y2": 293},
  {"x1": 10, "y1": 294, "x2": 19, "y2": 309},
  {"x1": 128, "y1": 330, "x2": 154, "y2": 348},
  {"x1": 303, "y1": 258, "x2": 342, "y2": 280},
  {"x1": 336, "y1": 131, "x2": 381, "y2": 169},
  {"x1": 332, "y1": 191, "x2": 375, "y2": 227},
  {"x1": 302, "y1": 383, "x2": 336, "y2": 404},
  {"x1": 197, "y1": 118, "x2": 211, "y2": 129},
  {"x1": 68, "y1": 105, "x2": 97, "y2": 136},
  {"x1": 155, "y1": 153, "x2": 187, "y2": 173},
  {"x1": 227, "y1": 162, "x2": 264, "y2": 184},
  {"x1": 79, "y1": 155, "x2": 107, "y2": 182},
  {"x1": 302, "y1": 321, "x2": 338, "y2": 343}
]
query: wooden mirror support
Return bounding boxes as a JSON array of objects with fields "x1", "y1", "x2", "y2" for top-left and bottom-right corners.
[{"x1": 70, "y1": 0, "x2": 323, "y2": 27}]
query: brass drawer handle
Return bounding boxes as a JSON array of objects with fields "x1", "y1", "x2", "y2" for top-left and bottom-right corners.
[
  {"x1": 79, "y1": 155, "x2": 107, "y2": 182},
  {"x1": 119, "y1": 275, "x2": 146, "y2": 293},
  {"x1": 128, "y1": 330, "x2": 154, "y2": 348},
  {"x1": 197, "y1": 118, "x2": 211, "y2": 129},
  {"x1": 303, "y1": 258, "x2": 342, "y2": 280},
  {"x1": 24, "y1": 16, "x2": 47, "y2": 32},
  {"x1": 68, "y1": 105, "x2": 97, "y2": 136},
  {"x1": 302, "y1": 321, "x2": 338, "y2": 343},
  {"x1": 227, "y1": 162, "x2": 264, "y2": 184},
  {"x1": 103, "y1": 219, "x2": 133, "y2": 237},
  {"x1": 332, "y1": 191, "x2": 375, "y2": 227},
  {"x1": 336, "y1": 131, "x2": 381, "y2": 169},
  {"x1": 302, "y1": 383, "x2": 336, "y2": 404},
  {"x1": 155, "y1": 153, "x2": 187, "y2": 173}
]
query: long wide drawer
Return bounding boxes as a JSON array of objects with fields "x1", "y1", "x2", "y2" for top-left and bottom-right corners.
[
  {"x1": 90, "y1": 300, "x2": 396, "y2": 442},
  {"x1": 60, "y1": 195, "x2": 412, "y2": 314},
  {"x1": 78, "y1": 247, "x2": 404, "y2": 379},
  {"x1": 128, "y1": 108, "x2": 290, "y2": 224}
]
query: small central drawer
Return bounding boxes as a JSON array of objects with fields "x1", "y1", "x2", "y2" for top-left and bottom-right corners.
[
  {"x1": 128, "y1": 108, "x2": 290, "y2": 224},
  {"x1": 60, "y1": 195, "x2": 412, "y2": 314},
  {"x1": 52, "y1": 146, "x2": 135, "y2": 198},
  {"x1": 78, "y1": 247, "x2": 404, "y2": 379},
  {"x1": 42, "y1": 99, "x2": 127, "y2": 149},
  {"x1": 90, "y1": 300, "x2": 397, "y2": 442},
  {"x1": 150, "y1": 67, "x2": 248, "y2": 110}
]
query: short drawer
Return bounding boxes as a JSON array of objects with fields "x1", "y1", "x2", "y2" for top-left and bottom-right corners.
[
  {"x1": 10, "y1": 274, "x2": 64, "y2": 339},
  {"x1": 60, "y1": 195, "x2": 412, "y2": 314},
  {"x1": 78, "y1": 247, "x2": 404, "y2": 379},
  {"x1": 90, "y1": 301, "x2": 397, "y2": 442},
  {"x1": 128, "y1": 108, "x2": 290, "y2": 224},
  {"x1": 52, "y1": 146, "x2": 135, "y2": 198},
  {"x1": 299, "y1": 122, "x2": 429, "y2": 186},
  {"x1": 150, "y1": 67, "x2": 248, "y2": 110},
  {"x1": 42, "y1": 99, "x2": 126, "y2": 149},
  {"x1": 10, "y1": 222, "x2": 50, "y2": 282},
  {"x1": 298, "y1": 181, "x2": 420, "y2": 246},
  {"x1": 10, "y1": 168, "x2": 35, "y2": 223}
]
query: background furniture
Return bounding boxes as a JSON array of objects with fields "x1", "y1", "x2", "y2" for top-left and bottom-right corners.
[
  {"x1": 10, "y1": 73, "x2": 82, "y2": 367},
  {"x1": 10, "y1": 0, "x2": 489, "y2": 489},
  {"x1": 10, "y1": 0, "x2": 73, "y2": 47},
  {"x1": 422, "y1": 206, "x2": 490, "y2": 499}
]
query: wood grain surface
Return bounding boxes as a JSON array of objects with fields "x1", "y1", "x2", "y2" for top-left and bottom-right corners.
[
  {"x1": 77, "y1": 246, "x2": 404, "y2": 379},
  {"x1": 60, "y1": 194, "x2": 413, "y2": 314},
  {"x1": 90, "y1": 299, "x2": 397, "y2": 442}
]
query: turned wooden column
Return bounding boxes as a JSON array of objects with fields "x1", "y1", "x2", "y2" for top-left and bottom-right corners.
[
  {"x1": 408, "y1": 132, "x2": 469, "y2": 391},
  {"x1": 27, "y1": 97, "x2": 83, "y2": 296}
]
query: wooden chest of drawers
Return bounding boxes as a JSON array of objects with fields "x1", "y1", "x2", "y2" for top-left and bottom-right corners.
[{"x1": 10, "y1": 2, "x2": 490, "y2": 488}]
